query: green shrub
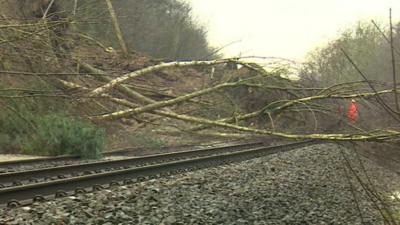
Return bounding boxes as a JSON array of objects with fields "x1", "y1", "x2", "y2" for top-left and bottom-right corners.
[{"x1": 23, "y1": 114, "x2": 107, "y2": 159}]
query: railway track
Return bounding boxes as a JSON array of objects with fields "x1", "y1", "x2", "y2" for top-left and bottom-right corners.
[
  {"x1": 0, "y1": 141, "x2": 250, "y2": 172},
  {"x1": 0, "y1": 140, "x2": 316, "y2": 207},
  {"x1": 0, "y1": 143, "x2": 210, "y2": 169},
  {"x1": 0, "y1": 141, "x2": 264, "y2": 187}
]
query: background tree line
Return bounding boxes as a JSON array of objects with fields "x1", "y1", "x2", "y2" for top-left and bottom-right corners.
[
  {"x1": 64, "y1": 0, "x2": 217, "y2": 60},
  {"x1": 301, "y1": 21, "x2": 400, "y2": 86}
]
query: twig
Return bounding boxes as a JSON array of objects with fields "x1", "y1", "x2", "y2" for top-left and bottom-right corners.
[
  {"x1": 341, "y1": 157, "x2": 366, "y2": 225},
  {"x1": 205, "y1": 40, "x2": 241, "y2": 59},
  {"x1": 371, "y1": 20, "x2": 400, "y2": 57},
  {"x1": 266, "y1": 112, "x2": 275, "y2": 130},
  {"x1": 0, "y1": 70, "x2": 111, "y2": 76},
  {"x1": 42, "y1": 0, "x2": 55, "y2": 19},
  {"x1": 339, "y1": 148, "x2": 391, "y2": 224},
  {"x1": 4, "y1": 105, "x2": 36, "y2": 130},
  {"x1": 0, "y1": 88, "x2": 62, "y2": 93}
]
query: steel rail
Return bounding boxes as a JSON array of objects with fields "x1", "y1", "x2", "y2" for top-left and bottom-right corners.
[
  {"x1": 0, "y1": 141, "x2": 250, "y2": 168},
  {"x1": 0, "y1": 148, "x2": 133, "y2": 167},
  {"x1": 0, "y1": 141, "x2": 264, "y2": 185},
  {"x1": 0, "y1": 140, "x2": 315, "y2": 207}
]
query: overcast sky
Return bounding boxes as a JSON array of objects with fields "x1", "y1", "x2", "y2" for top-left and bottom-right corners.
[{"x1": 184, "y1": 0, "x2": 400, "y2": 61}]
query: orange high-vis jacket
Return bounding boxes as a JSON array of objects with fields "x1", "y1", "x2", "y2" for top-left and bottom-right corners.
[{"x1": 348, "y1": 102, "x2": 358, "y2": 124}]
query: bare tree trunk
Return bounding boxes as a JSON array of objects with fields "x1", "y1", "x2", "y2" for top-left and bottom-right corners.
[
  {"x1": 73, "y1": 0, "x2": 78, "y2": 16},
  {"x1": 389, "y1": 8, "x2": 399, "y2": 111},
  {"x1": 105, "y1": 0, "x2": 128, "y2": 56},
  {"x1": 89, "y1": 59, "x2": 233, "y2": 96}
]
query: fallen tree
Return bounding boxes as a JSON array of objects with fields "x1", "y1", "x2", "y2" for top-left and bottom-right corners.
[{"x1": 1, "y1": 0, "x2": 399, "y2": 146}]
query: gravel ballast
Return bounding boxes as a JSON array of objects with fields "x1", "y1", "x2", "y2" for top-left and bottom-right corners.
[{"x1": 1, "y1": 143, "x2": 399, "y2": 225}]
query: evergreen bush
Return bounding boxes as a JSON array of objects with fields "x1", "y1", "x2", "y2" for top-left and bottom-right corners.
[{"x1": 23, "y1": 114, "x2": 107, "y2": 159}]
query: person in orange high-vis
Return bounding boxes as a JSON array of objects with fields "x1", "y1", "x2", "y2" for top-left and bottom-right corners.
[{"x1": 348, "y1": 99, "x2": 358, "y2": 125}]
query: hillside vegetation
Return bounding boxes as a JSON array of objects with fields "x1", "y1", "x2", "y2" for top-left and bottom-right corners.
[{"x1": 0, "y1": 0, "x2": 218, "y2": 157}]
